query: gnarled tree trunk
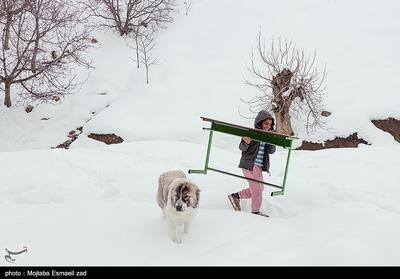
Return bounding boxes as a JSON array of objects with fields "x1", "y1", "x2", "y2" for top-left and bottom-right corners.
[
  {"x1": 271, "y1": 68, "x2": 294, "y2": 135},
  {"x1": 274, "y1": 110, "x2": 294, "y2": 135}
]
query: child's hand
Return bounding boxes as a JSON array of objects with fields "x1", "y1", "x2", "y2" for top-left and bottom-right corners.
[{"x1": 242, "y1": 136, "x2": 251, "y2": 144}]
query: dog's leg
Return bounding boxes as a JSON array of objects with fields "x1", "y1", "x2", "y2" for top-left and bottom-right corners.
[
  {"x1": 168, "y1": 218, "x2": 182, "y2": 244},
  {"x1": 183, "y1": 220, "x2": 190, "y2": 234}
]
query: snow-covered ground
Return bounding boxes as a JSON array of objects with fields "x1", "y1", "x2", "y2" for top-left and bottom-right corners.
[
  {"x1": 1, "y1": 142, "x2": 400, "y2": 265},
  {"x1": 1, "y1": 0, "x2": 400, "y2": 266}
]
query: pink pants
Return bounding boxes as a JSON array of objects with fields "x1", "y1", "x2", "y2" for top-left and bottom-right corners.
[{"x1": 239, "y1": 165, "x2": 264, "y2": 212}]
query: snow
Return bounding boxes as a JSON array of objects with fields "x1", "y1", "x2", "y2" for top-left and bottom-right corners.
[
  {"x1": 1, "y1": 0, "x2": 400, "y2": 266},
  {"x1": 1, "y1": 142, "x2": 400, "y2": 265}
]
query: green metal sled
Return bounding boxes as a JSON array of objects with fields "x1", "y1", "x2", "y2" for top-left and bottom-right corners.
[{"x1": 188, "y1": 117, "x2": 297, "y2": 196}]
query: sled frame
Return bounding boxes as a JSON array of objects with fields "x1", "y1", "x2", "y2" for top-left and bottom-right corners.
[{"x1": 188, "y1": 117, "x2": 295, "y2": 196}]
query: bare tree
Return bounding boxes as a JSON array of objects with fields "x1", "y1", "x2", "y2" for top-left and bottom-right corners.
[
  {"x1": 81, "y1": 0, "x2": 176, "y2": 36},
  {"x1": 183, "y1": 0, "x2": 192, "y2": 16},
  {"x1": 0, "y1": 0, "x2": 93, "y2": 107},
  {"x1": 0, "y1": 0, "x2": 30, "y2": 51},
  {"x1": 131, "y1": 24, "x2": 146, "y2": 69},
  {"x1": 81, "y1": 0, "x2": 175, "y2": 70},
  {"x1": 244, "y1": 32, "x2": 327, "y2": 135},
  {"x1": 136, "y1": 29, "x2": 157, "y2": 83}
]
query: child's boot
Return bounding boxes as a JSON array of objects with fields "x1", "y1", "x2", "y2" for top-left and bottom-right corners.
[{"x1": 228, "y1": 192, "x2": 241, "y2": 211}]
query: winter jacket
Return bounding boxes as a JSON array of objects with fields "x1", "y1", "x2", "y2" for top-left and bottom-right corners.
[{"x1": 238, "y1": 110, "x2": 276, "y2": 172}]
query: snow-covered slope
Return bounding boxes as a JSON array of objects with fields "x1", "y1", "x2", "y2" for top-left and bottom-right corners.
[
  {"x1": 79, "y1": 0, "x2": 400, "y2": 147},
  {"x1": 1, "y1": 0, "x2": 400, "y2": 151}
]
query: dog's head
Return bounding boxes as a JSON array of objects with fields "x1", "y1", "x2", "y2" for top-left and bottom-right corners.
[{"x1": 170, "y1": 178, "x2": 200, "y2": 212}]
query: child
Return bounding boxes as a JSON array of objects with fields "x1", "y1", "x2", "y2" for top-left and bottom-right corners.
[{"x1": 228, "y1": 110, "x2": 276, "y2": 217}]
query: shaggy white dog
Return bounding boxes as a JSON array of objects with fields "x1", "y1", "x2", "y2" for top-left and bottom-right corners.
[{"x1": 157, "y1": 170, "x2": 200, "y2": 244}]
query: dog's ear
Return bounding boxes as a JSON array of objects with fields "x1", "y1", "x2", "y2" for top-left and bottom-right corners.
[
  {"x1": 194, "y1": 188, "x2": 200, "y2": 208},
  {"x1": 191, "y1": 183, "x2": 200, "y2": 192}
]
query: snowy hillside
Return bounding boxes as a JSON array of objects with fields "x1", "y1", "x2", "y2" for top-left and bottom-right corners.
[
  {"x1": 1, "y1": 0, "x2": 400, "y2": 151},
  {"x1": 77, "y1": 0, "x2": 400, "y2": 148},
  {"x1": 1, "y1": 0, "x2": 400, "y2": 267}
]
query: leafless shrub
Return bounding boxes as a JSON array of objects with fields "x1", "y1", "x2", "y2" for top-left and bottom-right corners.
[
  {"x1": 129, "y1": 27, "x2": 157, "y2": 83},
  {"x1": 184, "y1": 0, "x2": 192, "y2": 16},
  {"x1": 137, "y1": 29, "x2": 158, "y2": 83},
  {"x1": 244, "y1": 32, "x2": 327, "y2": 135}
]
